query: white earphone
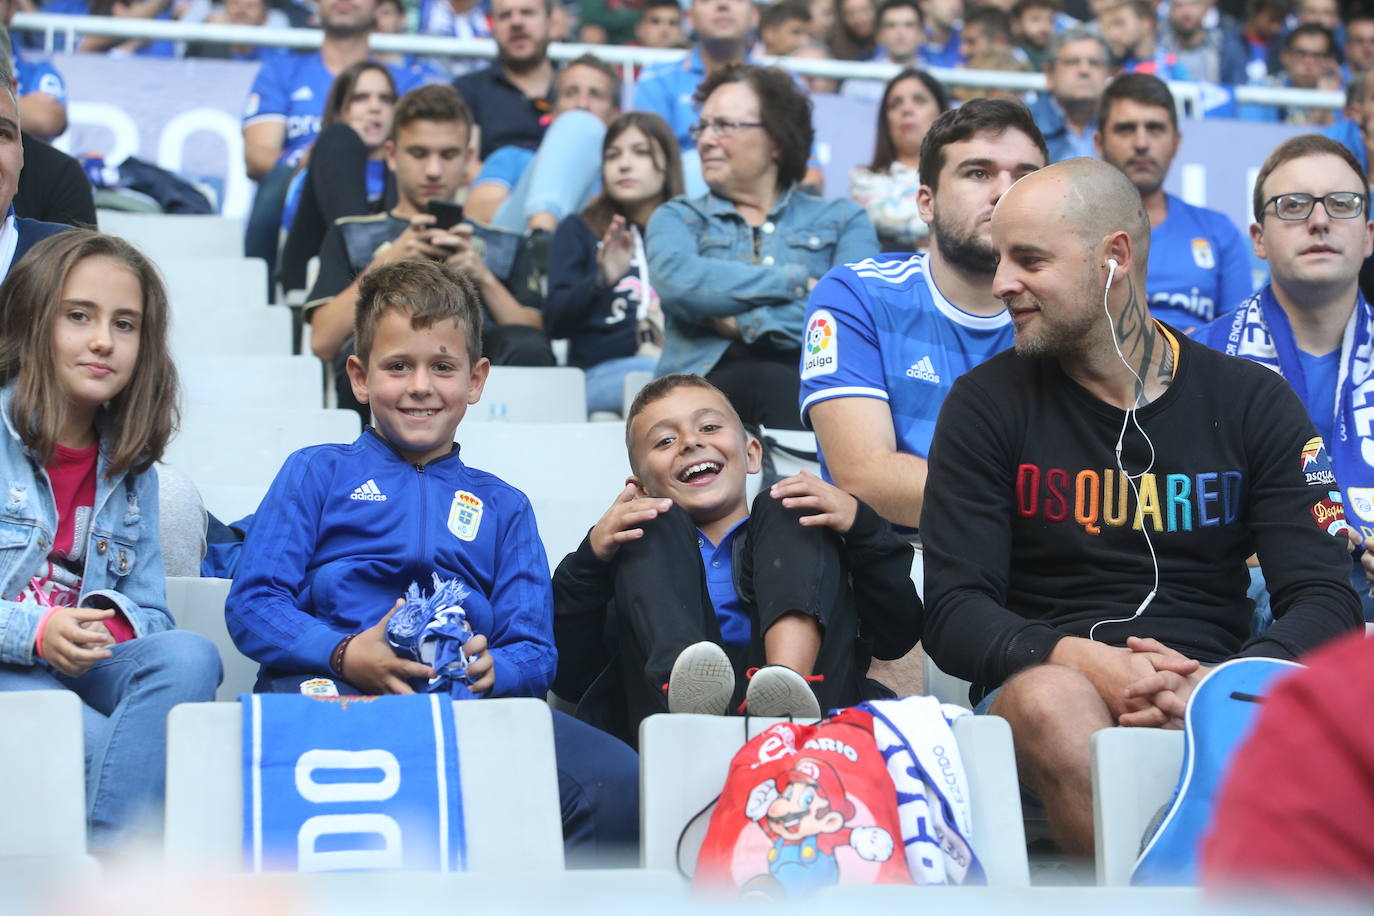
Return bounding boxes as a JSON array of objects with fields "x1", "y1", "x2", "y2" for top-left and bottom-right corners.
[{"x1": 1091, "y1": 253, "x2": 1160, "y2": 639}]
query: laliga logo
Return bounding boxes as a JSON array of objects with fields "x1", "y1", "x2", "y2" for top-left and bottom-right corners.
[{"x1": 806, "y1": 317, "x2": 833, "y2": 355}]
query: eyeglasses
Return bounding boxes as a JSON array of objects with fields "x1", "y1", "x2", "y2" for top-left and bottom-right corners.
[
  {"x1": 688, "y1": 118, "x2": 765, "y2": 141},
  {"x1": 1262, "y1": 191, "x2": 1368, "y2": 221},
  {"x1": 1053, "y1": 55, "x2": 1109, "y2": 69}
]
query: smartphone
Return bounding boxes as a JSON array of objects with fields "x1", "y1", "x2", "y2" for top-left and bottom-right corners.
[{"x1": 427, "y1": 199, "x2": 465, "y2": 231}]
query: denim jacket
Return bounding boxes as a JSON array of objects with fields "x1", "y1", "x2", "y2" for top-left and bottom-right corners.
[
  {"x1": 0, "y1": 384, "x2": 172, "y2": 666},
  {"x1": 646, "y1": 187, "x2": 878, "y2": 378}
]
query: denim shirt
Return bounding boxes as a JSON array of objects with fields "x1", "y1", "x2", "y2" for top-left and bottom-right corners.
[
  {"x1": 0, "y1": 385, "x2": 172, "y2": 665},
  {"x1": 646, "y1": 187, "x2": 878, "y2": 379}
]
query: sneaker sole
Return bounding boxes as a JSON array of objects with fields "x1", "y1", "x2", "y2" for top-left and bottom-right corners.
[
  {"x1": 668, "y1": 642, "x2": 735, "y2": 715},
  {"x1": 747, "y1": 667, "x2": 822, "y2": 718}
]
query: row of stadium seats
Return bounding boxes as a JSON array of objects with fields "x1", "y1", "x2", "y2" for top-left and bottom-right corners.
[{"x1": 0, "y1": 687, "x2": 1188, "y2": 889}]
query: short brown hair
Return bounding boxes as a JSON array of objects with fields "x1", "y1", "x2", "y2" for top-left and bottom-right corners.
[
  {"x1": 559, "y1": 53, "x2": 622, "y2": 107},
  {"x1": 695, "y1": 63, "x2": 814, "y2": 190},
  {"x1": 1253, "y1": 134, "x2": 1368, "y2": 221},
  {"x1": 919, "y1": 97, "x2": 1048, "y2": 193},
  {"x1": 392, "y1": 83, "x2": 474, "y2": 139},
  {"x1": 624, "y1": 373, "x2": 743, "y2": 450},
  {"x1": 0, "y1": 230, "x2": 179, "y2": 478},
  {"x1": 354, "y1": 260, "x2": 484, "y2": 366}
]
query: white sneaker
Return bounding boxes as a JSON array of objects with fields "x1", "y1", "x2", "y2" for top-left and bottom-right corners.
[
  {"x1": 667, "y1": 641, "x2": 735, "y2": 715},
  {"x1": 746, "y1": 666, "x2": 822, "y2": 718}
]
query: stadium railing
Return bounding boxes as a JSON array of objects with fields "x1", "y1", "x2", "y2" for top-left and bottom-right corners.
[{"x1": 12, "y1": 12, "x2": 1344, "y2": 120}]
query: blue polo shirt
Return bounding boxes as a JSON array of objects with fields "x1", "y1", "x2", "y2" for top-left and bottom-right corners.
[
  {"x1": 474, "y1": 146, "x2": 535, "y2": 189},
  {"x1": 919, "y1": 30, "x2": 963, "y2": 68},
  {"x1": 11, "y1": 40, "x2": 66, "y2": 106},
  {"x1": 633, "y1": 47, "x2": 717, "y2": 152},
  {"x1": 243, "y1": 53, "x2": 427, "y2": 169},
  {"x1": 1146, "y1": 194, "x2": 1252, "y2": 331},
  {"x1": 699, "y1": 520, "x2": 750, "y2": 646},
  {"x1": 800, "y1": 251, "x2": 1014, "y2": 474}
]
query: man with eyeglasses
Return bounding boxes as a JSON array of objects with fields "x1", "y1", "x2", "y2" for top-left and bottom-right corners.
[
  {"x1": 1242, "y1": 23, "x2": 1344, "y2": 125},
  {"x1": 1028, "y1": 28, "x2": 1113, "y2": 162},
  {"x1": 1095, "y1": 74, "x2": 1251, "y2": 333},
  {"x1": 1195, "y1": 134, "x2": 1374, "y2": 620}
]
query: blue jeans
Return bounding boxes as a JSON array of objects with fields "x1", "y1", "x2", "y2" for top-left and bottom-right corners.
[
  {"x1": 245, "y1": 162, "x2": 295, "y2": 297},
  {"x1": 260, "y1": 672, "x2": 640, "y2": 865},
  {"x1": 492, "y1": 110, "x2": 606, "y2": 234},
  {"x1": 1248, "y1": 558, "x2": 1374, "y2": 633},
  {"x1": 0, "y1": 629, "x2": 222, "y2": 849},
  {"x1": 585, "y1": 355, "x2": 658, "y2": 416}
]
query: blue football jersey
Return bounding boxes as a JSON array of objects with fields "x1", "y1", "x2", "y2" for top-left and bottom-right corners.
[
  {"x1": 800, "y1": 252, "x2": 1014, "y2": 479},
  {"x1": 1146, "y1": 194, "x2": 1252, "y2": 331}
]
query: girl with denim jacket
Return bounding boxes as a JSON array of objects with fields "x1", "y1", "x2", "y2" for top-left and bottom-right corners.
[
  {"x1": 646, "y1": 64, "x2": 878, "y2": 430},
  {"x1": 0, "y1": 231, "x2": 220, "y2": 850}
]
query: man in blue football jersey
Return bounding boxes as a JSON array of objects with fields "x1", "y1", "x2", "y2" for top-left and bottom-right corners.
[
  {"x1": 1095, "y1": 73, "x2": 1252, "y2": 332},
  {"x1": 800, "y1": 99, "x2": 1047, "y2": 535}
]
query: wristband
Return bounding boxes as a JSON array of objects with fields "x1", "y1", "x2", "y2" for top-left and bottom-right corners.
[
  {"x1": 330, "y1": 633, "x2": 358, "y2": 677},
  {"x1": 32, "y1": 606, "x2": 61, "y2": 660}
]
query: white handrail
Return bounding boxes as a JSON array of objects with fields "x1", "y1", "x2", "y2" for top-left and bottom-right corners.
[{"x1": 10, "y1": 10, "x2": 1343, "y2": 113}]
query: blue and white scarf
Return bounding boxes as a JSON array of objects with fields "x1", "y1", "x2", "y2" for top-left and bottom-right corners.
[
  {"x1": 1207, "y1": 286, "x2": 1374, "y2": 526},
  {"x1": 243, "y1": 693, "x2": 466, "y2": 872}
]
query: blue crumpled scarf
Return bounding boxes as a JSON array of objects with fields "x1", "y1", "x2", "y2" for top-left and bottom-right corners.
[{"x1": 386, "y1": 574, "x2": 476, "y2": 698}]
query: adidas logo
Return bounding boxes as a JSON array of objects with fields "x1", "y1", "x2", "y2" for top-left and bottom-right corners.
[
  {"x1": 905, "y1": 356, "x2": 941, "y2": 384},
  {"x1": 349, "y1": 479, "x2": 388, "y2": 502}
]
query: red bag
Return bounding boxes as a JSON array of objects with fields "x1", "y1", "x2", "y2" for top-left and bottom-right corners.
[{"x1": 692, "y1": 708, "x2": 912, "y2": 897}]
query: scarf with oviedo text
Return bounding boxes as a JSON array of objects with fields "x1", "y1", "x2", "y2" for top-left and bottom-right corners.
[{"x1": 1211, "y1": 286, "x2": 1374, "y2": 533}]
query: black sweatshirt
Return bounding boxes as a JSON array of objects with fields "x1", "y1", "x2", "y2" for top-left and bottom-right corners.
[
  {"x1": 922, "y1": 331, "x2": 1362, "y2": 696},
  {"x1": 544, "y1": 214, "x2": 646, "y2": 370}
]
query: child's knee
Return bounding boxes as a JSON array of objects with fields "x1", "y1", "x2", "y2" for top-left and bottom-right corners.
[{"x1": 144, "y1": 630, "x2": 223, "y2": 694}]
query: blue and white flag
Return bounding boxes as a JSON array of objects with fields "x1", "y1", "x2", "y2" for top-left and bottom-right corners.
[{"x1": 242, "y1": 693, "x2": 466, "y2": 872}]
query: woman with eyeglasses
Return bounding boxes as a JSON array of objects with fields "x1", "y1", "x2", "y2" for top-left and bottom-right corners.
[{"x1": 646, "y1": 64, "x2": 876, "y2": 430}]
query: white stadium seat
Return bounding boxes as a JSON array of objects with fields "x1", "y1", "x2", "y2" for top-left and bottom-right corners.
[
  {"x1": 165, "y1": 577, "x2": 258, "y2": 701},
  {"x1": 180, "y1": 355, "x2": 322, "y2": 409},
  {"x1": 638, "y1": 712, "x2": 1029, "y2": 886},
  {"x1": 468, "y1": 367, "x2": 588, "y2": 423},
  {"x1": 1092, "y1": 727, "x2": 1185, "y2": 886},
  {"x1": 98, "y1": 211, "x2": 246, "y2": 261},
  {"x1": 164, "y1": 406, "x2": 360, "y2": 494},
  {"x1": 456, "y1": 421, "x2": 629, "y2": 501},
  {"x1": 171, "y1": 305, "x2": 292, "y2": 356},
  {"x1": 0, "y1": 691, "x2": 94, "y2": 869},
  {"x1": 164, "y1": 699, "x2": 564, "y2": 872},
  {"x1": 158, "y1": 257, "x2": 269, "y2": 314}
]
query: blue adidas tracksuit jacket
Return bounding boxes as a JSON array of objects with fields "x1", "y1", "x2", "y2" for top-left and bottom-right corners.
[{"x1": 226, "y1": 428, "x2": 556, "y2": 698}]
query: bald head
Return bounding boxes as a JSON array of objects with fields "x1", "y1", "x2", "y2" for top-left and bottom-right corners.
[{"x1": 1000, "y1": 157, "x2": 1150, "y2": 269}]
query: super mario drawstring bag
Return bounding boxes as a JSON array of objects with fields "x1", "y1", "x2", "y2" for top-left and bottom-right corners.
[{"x1": 692, "y1": 708, "x2": 911, "y2": 897}]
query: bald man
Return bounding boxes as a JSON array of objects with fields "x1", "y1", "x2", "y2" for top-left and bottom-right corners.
[{"x1": 920, "y1": 158, "x2": 1362, "y2": 857}]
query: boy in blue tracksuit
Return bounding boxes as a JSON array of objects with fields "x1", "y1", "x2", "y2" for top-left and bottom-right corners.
[{"x1": 226, "y1": 259, "x2": 638, "y2": 862}]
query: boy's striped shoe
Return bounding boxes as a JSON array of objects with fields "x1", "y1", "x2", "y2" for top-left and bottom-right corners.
[{"x1": 667, "y1": 641, "x2": 735, "y2": 715}]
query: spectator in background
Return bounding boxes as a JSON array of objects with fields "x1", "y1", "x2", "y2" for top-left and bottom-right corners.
[
  {"x1": 830, "y1": 0, "x2": 879, "y2": 60},
  {"x1": 279, "y1": 61, "x2": 397, "y2": 293},
  {"x1": 1, "y1": 0, "x2": 66, "y2": 140},
  {"x1": 579, "y1": 0, "x2": 644, "y2": 45},
  {"x1": 1347, "y1": 14, "x2": 1374, "y2": 75},
  {"x1": 792, "y1": 40, "x2": 841, "y2": 92},
  {"x1": 242, "y1": 0, "x2": 424, "y2": 291},
  {"x1": 186, "y1": 0, "x2": 289, "y2": 62},
  {"x1": 848, "y1": 67, "x2": 949, "y2": 251},
  {"x1": 1030, "y1": 28, "x2": 1111, "y2": 161},
  {"x1": 808, "y1": 0, "x2": 835, "y2": 42},
  {"x1": 464, "y1": 54, "x2": 619, "y2": 235},
  {"x1": 633, "y1": 0, "x2": 685, "y2": 48},
  {"x1": 1096, "y1": 74, "x2": 1251, "y2": 331},
  {"x1": 758, "y1": 1, "x2": 812, "y2": 57},
  {"x1": 918, "y1": 0, "x2": 963, "y2": 67},
  {"x1": 1012, "y1": 0, "x2": 1057, "y2": 70},
  {"x1": 1332, "y1": 69, "x2": 1374, "y2": 171},
  {"x1": 419, "y1": 0, "x2": 493, "y2": 77},
  {"x1": 956, "y1": 47, "x2": 1032, "y2": 100},
  {"x1": 959, "y1": 6, "x2": 1018, "y2": 65},
  {"x1": 306, "y1": 85, "x2": 553, "y2": 414},
  {"x1": 1159, "y1": 0, "x2": 1247, "y2": 84},
  {"x1": 1246, "y1": 23, "x2": 1343, "y2": 124},
  {"x1": 647, "y1": 64, "x2": 876, "y2": 429},
  {"x1": 0, "y1": 72, "x2": 69, "y2": 276},
  {"x1": 1242, "y1": 0, "x2": 1290, "y2": 84},
  {"x1": 62, "y1": 0, "x2": 183, "y2": 58},
  {"x1": 546, "y1": 112, "x2": 684, "y2": 416},
  {"x1": 372, "y1": 0, "x2": 450, "y2": 81},
  {"x1": 1296, "y1": 0, "x2": 1342, "y2": 37},
  {"x1": 453, "y1": 0, "x2": 555, "y2": 161},
  {"x1": 1099, "y1": 0, "x2": 1191, "y2": 79},
  {"x1": 842, "y1": 0, "x2": 924, "y2": 99}
]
